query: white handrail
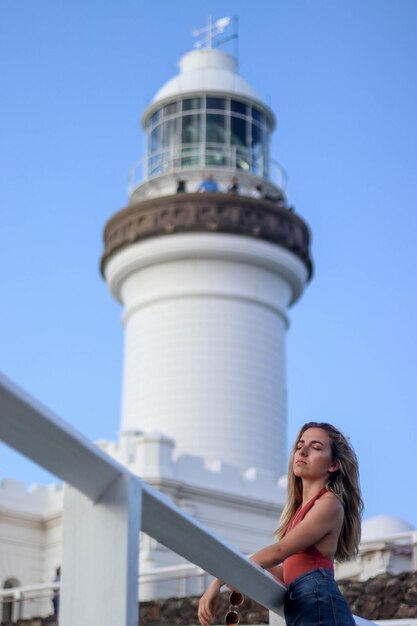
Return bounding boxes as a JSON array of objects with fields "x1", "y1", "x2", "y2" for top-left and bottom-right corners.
[
  {"x1": 0, "y1": 372, "x2": 375, "y2": 626},
  {"x1": 127, "y1": 145, "x2": 288, "y2": 194},
  {"x1": 0, "y1": 581, "x2": 60, "y2": 599},
  {"x1": 0, "y1": 566, "x2": 202, "y2": 603}
]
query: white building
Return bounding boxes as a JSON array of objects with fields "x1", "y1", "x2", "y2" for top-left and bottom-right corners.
[
  {"x1": 1, "y1": 24, "x2": 414, "y2": 623},
  {"x1": 336, "y1": 515, "x2": 417, "y2": 581}
]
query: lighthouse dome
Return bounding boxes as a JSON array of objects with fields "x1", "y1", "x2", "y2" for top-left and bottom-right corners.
[
  {"x1": 152, "y1": 48, "x2": 263, "y2": 107},
  {"x1": 361, "y1": 515, "x2": 415, "y2": 542}
]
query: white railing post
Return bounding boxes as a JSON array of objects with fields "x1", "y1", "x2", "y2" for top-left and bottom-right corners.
[
  {"x1": 61, "y1": 472, "x2": 141, "y2": 626},
  {"x1": 16, "y1": 590, "x2": 23, "y2": 620},
  {"x1": 269, "y1": 610, "x2": 286, "y2": 625}
]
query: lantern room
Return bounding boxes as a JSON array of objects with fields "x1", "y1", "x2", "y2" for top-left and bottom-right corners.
[{"x1": 128, "y1": 46, "x2": 287, "y2": 203}]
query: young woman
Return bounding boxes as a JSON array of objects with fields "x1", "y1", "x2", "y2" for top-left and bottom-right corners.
[{"x1": 198, "y1": 422, "x2": 363, "y2": 626}]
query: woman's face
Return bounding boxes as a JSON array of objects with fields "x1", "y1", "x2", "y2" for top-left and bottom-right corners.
[{"x1": 293, "y1": 427, "x2": 339, "y2": 480}]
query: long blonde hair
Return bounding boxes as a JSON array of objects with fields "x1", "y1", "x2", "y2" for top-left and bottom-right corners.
[{"x1": 276, "y1": 422, "x2": 363, "y2": 561}]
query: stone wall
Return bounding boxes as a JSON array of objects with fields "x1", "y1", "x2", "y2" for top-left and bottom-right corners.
[
  {"x1": 0, "y1": 619, "x2": 56, "y2": 626},
  {"x1": 139, "y1": 591, "x2": 268, "y2": 625},
  {"x1": 339, "y1": 571, "x2": 417, "y2": 620},
  {"x1": 3, "y1": 571, "x2": 417, "y2": 625}
]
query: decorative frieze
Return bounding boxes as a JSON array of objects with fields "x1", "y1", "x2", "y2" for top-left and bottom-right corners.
[{"x1": 101, "y1": 194, "x2": 313, "y2": 278}]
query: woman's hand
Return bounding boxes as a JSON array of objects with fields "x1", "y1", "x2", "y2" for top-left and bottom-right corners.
[{"x1": 198, "y1": 580, "x2": 221, "y2": 626}]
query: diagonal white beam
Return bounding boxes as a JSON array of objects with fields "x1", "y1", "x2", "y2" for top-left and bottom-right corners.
[
  {"x1": 141, "y1": 482, "x2": 286, "y2": 615},
  {"x1": 0, "y1": 372, "x2": 124, "y2": 501}
]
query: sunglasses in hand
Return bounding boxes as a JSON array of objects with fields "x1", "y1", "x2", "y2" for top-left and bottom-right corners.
[{"x1": 225, "y1": 590, "x2": 244, "y2": 625}]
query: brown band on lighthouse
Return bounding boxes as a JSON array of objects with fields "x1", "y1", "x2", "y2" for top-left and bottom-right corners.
[{"x1": 101, "y1": 193, "x2": 313, "y2": 279}]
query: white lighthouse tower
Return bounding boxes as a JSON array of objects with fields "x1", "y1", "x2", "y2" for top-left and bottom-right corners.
[{"x1": 100, "y1": 20, "x2": 312, "y2": 598}]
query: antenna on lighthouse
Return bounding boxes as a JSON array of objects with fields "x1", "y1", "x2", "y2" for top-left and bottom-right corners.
[{"x1": 192, "y1": 15, "x2": 231, "y2": 49}]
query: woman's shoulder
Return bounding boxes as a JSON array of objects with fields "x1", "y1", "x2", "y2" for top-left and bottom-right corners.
[{"x1": 317, "y1": 489, "x2": 344, "y2": 516}]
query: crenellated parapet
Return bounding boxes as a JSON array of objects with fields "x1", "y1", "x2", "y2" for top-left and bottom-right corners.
[
  {"x1": 96, "y1": 431, "x2": 287, "y2": 506},
  {"x1": 0, "y1": 479, "x2": 63, "y2": 518}
]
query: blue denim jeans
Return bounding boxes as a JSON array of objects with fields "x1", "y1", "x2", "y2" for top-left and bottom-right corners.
[{"x1": 284, "y1": 568, "x2": 355, "y2": 626}]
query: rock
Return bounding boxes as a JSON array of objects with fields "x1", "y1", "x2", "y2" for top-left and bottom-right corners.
[
  {"x1": 366, "y1": 578, "x2": 386, "y2": 594},
  {"x1": 404, "y1": 588, "x2": 417, "y2": 605}
]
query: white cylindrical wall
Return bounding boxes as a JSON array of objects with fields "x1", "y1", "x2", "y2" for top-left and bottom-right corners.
[{"x1": 105, "y1": 233, "x2": 308, "y2": 477}]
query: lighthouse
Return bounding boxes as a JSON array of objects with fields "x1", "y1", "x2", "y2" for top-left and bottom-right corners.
[{"x1": 100, "y1": 20, "x2": 312, "y2": 597}]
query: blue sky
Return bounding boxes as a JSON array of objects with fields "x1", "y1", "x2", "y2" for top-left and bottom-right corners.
[{"x1": 1, "y1": 1, "x2": 417, "y2": 529}]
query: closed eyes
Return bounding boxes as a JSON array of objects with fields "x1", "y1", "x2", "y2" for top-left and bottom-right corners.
[{"x1": 296, "y1": 442, "x2": 324, "y2": 451}]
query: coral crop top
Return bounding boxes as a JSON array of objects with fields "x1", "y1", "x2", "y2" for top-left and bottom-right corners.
[{"x1": 282, "y1": 487, "x2": 334, "y2": 586}]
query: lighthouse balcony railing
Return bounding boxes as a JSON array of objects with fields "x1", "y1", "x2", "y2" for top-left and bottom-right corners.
[
  {"x1": 128, "y1": 143, "x2": 288, "y2": 194},
  {"x1": 0, "y1": 372, "x2": 375, "y2": 626}
]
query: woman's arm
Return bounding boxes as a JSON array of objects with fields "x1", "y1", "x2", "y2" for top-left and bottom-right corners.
[
  {"x1": 198, "y1": 578, "x2": 223, "y2": 626},
  {"x1": 267, "y1": 564, "x2": 284, "y2": 583}
]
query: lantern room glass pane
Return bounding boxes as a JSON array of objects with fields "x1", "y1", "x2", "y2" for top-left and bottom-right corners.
[
  {"x1": 162, "y1": 119, "x2": 178, "y2": 148},
  {"x1": 251, "y1": 123, "x2": 263, "y2": 175},
  {"x1": 182, "y1": 114, "x2": 201, "y2": 144},
  {"x1": 149, "y1": 124, "x2": 164, "y2": 175},
  {"x1": 231, "y1": 100, "x2": 247, "y2": 115},
  {"x1": 235, "y1": 146, "x2": 250, "y2": 171},
  {"x1": 205, "y1": 145, "x2": 227, "y2": 167},
  {"x1": 150, "y1": 109, "x2": 160, "y2": 126},
  {"x1": 183, "y1": 97, "x2": 202, "y2": 111},
  {"x1": 150, "y1": 126, "x2": 162, "y2": 153},
  {"x1": 181, "y1": 146, "x2": 200, "y2": 168},
  {"x1": 207, "y1": 97, "x2": 226, "y2": 110},
  {"x1": 231, "y1": 116, "x2": 247, "y2": 146},
  {"x1": 252, "y1": 107, "x2": 265, "y2": 124},
  {"x1": 206, "y1": 114, "x2": 226, "y2": 143},
  {"x1": 163, "y1": 101, "x2": 178, "y2": 116}
]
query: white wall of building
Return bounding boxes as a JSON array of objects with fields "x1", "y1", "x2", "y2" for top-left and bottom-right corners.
[
  {"x1": 0, "y1": 480, "x2": 63, "y2": 618},
  {"x1": 335, "y1": 516, "x2": 417, "y2": 582}
]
